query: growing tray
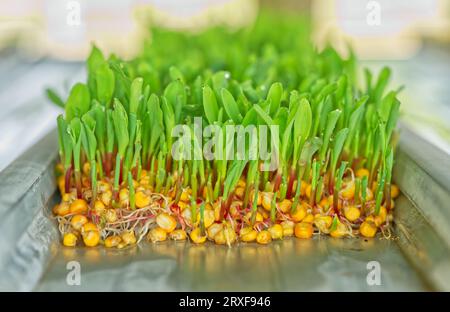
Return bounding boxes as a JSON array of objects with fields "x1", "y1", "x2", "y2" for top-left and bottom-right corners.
[{"x1": 0, "y1": 124, "x2": 448, "y2": 291}]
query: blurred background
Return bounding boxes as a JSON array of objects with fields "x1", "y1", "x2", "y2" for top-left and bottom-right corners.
[{"x1": 0, "y1": 0, "x2": 449, "y2": 171}]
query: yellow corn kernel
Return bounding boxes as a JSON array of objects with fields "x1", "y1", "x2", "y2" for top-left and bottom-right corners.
[
  {"x1": 83, "y1": 162, "x2": 91, "y2": 176},
  {"x1": 199, "y1": 185, "x2": 206, "y2": 199},
  {"x1": 327, "y1": 195, "x2": 334, "y2": 205},
  {"x1": 62, "y1": 193, "x2": 71, "y2": 202},
  {"x1": 319, "y1": 197, "x2": 329, "y2": 209},
  {"x1": 229, "y1": 202, "x2": 242, "y2": 218},
  {"x1": 136, "y1": 185, "x2": 146, "y2": 192},
  {"x1": 374, "y1": 206, "x2": 387, "y2": 226},
  {"x1": 281, "y1": 220, "x2": 295, "y2": 237},
  {"x1": 249, "y1": 189, "x2": 262, "y2": 206},
  {"x1": 178, "y1": 200, "x2": 189, "y2": 210},
  {"x1": 244, "y1": 211, "x2": 263, "y2": 224},
  {"x1": 119, "y1": 188, "x2": 129, "y2": 207},
  {"x1": 291, "y1": 203, "x2": 307, "y2": 222},
  {"x1": 278, "y1": 199, "x2": 292, "y2": 213},
  {"x1": 57, "y1": 175, "x2": 65, "y2": 195},
  {"x1": 205, "y1": 203, "x2": 213, "y2": 211},
  {"x1": 82, "y1": 176, "x2": 90, "y2": 188},
  {"x1": 93, "y1": 200, "x2": 106, "y2": 214},
  {"x1": 360, "y1": 221, "x2": 377, "y2": 238},
  {"x1": 344, "y1": 206, "x2": 361, "y2": 222},
  {"x1": 121, "y1": 230, "x2": 137, "y2": 245},
  {"x1": 256, "y1": 230, "x2": 272, "y2": 244},
  {"x1": 83, "y1": 231, "x2": 100, "y2": 247},
  {"x1": 222, "y1": 226, "x2": 237, "y2": 245},
  {"x1": 305, "y1": 184, "x2": 312, "y2": 199},
  {"x1": 314, "y1": 215, "x2": 332, "y2": 232},
  {"x1": 269, "y1": 224, "x2": 283, "y2": 240},
  {"x1": 55, "y1": 202, "x2": 70, "y2": 216},
  {"x1": 303, "y1": 213, "x2": 314, "y2": 223},
  {"x1": 52, "y1": 204, "x2": 60, "y2": 215},
  {"x1": 169, "y1": 229, "x2": 187, "y2": 241},
  {"x1": 131, "y1": 179, "x2": 139, "y2": 189},
  {"x1": 356, "y1": 168, "x2": 370, "y2": 178},
  {"x1": 63, "y1": 233, "x2": 78, "y2": 247},
  {"x1": 82, "y1": 222, "x2": 98, "y2": 233},
  {"x1": 203, "y1": 209, "x2": 215, "y2": 228},
  {"x1": 294, "y1": 222, "x2": 314, "y2": 239},
  {"x1": 237, "y1": 179, "x2": 246, "y2": 188},
  {"x1": 235, "y1": 187, "x2": 245, "y2": 199},
  {"x1": 214, "y1": 229, "x2": 226, "y2": 245},
  {"x1": 391, "y1": 184, "x2": 400, "y2": 199},
  {"x1": 101, "y1": 190, "x2": 112, "y2": 206},
  {"x1": 300, "y1": 180, "x2": 308, "y2": 196},
  {"x1": 180, "y1": 188, "x2": 191, "y2": 202},
  {"x1": 70, "y1": 214, "x2": 88, "y2": 231},
  {"x1": 371, "y1": 182, "x2": 378, "y2": 193},
  {"x1": 341, "y1": 181, "x2": 355, "y2": 200},
  {"x1": 324, "y1": 195, "x2": 342, "y2": 211},
  {"x1": 207, "y1": 223, "x2": 223, "y2": 240},
  {"x1": 259, "y1": 208, "x2": 269, "y2": 219},
  {"x1": 104, "y1": 236, "x2": 121, "y2": 248},
  {"x1": 135, "y1": 191, "x2": 151, "y2": 208},
  {"x1": 55, "y1": 163, "x2": 64, "y2": 174},
  {"x1": 379, "y1": 206, "x2": 387, "y2": 220},
  {"x1": 261, "y1": 192, "x2": 273, "y2": 211},
  {"x1": 69, "y1": 199, "x2": 88, "y2": 214},
  {"x1": 330, "y1": 223, "x2": 348, "y2": 238},
  {"x1": 105, "y1": 209, "x2": 118, "y2": 223},
  {"x1": 148, "y1": 227, "x2": 167, "y2": 242},
  {"x1": 117, "y1": 242, "x2": 127, "y2": 249},
  {"x1": 190, "y1": 227, "x2": 207, "y2": 244},
  {"x1": 255, "y1": 211, "x2": 264, "y2": 222},
  {"x1": 181, "y1": 208, "x2": 192, "y2": 223},
  {"x1": 156, "y1": 213, "x2": 177, "y2": 233},
  {"x1": 213, "y1": 201, "x2": 221, "y2": 221},
  {"x1": 240, "y1": 226, "x2": 257, "y2": 242},
  {"x1": 97, "y1": 181, "x2": 111, "y2": 193},
  {"x1": 139, "y1": 176, "x2": 150, "y2": 187}
]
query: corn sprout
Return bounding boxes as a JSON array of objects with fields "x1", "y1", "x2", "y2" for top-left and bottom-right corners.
[{"x1": 50, "y1": 12, "x2": 401, "y2": 248}]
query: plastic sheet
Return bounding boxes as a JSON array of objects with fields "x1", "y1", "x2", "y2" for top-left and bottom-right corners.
[
  {"x1": 36, "y1": 235, "x2": 425, "y2": 291},
  {"x1": 0, "y1": 130, "x2": 59, "y2": 291},
  {"x1": 0, "y1": 128, "x2": 444, "y2": 292}
]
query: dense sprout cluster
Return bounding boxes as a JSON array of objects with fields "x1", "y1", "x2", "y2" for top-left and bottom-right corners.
[{"x1": 51, "y1": 13, "x2": 400, "y2": 248}]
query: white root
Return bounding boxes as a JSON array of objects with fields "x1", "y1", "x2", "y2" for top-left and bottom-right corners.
[
  {"x1": 380, "y1": 225, "x2": 393, "y2": 240},
  {"x1": 56, "y1": 192, "x2": 169, "y2": 244}
]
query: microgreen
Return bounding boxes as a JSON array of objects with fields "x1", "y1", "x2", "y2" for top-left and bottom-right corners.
[{"x1": 50, "y1": 12, "x2": 401, "y2": 232}]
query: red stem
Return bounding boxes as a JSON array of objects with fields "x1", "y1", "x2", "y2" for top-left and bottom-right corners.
[
  {"x1": 328, "y1": 171, "x2": 335, "y2": 195},
  {"x1": 273, "y1": 173, "x2": 282, "y2": 193},
  {"x1": 146, "y1": 155, "x2": 152, "y2": 171},
  {"x1": 220, "y1": 193, "x2": 234, "y2": 221},
  {"x1": 166, "y1": 154, "x2": 172, "y2": 173},
  {"x1": 286, "y1": 168, "x2": 296, "y2": 199},
  {"x1": 385, "y1": 183, "x2": 392, "y2": 211},
  {"x1": 332, "y1": 191, "x2": 342, "y2": 218},
  {"x1": 64, "y1": 165, "x2": 73, "y2": 194},
  {"x1": 118, "y1": 158, "x2": 123, "y2": 185},
  {"x1": 74, "y1": 171, "x2": 82, "y2": 199}
]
